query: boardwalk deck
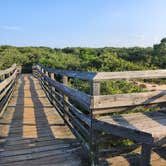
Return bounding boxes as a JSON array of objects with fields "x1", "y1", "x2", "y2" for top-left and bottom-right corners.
[
  {"x1": 1, "y1": 66, "x2": 166, "y2": 165},
  {"x1": 97, "y1": 110, "x2": 166, "y2": 144},
  {"x1": 0, "y1": 74, "x2": 86, "y2": 166},
  {"x1": 96, "y1": 111, "x2": 166, "y2": 166}
]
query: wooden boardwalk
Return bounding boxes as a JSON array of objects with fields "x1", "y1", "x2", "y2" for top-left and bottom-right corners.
[
  {"x1": 0, "y1": 74, "x2": 85, "y2": 166},
  {"x1": 1, "y1": 64, "x2": 166, "y2": 165}
]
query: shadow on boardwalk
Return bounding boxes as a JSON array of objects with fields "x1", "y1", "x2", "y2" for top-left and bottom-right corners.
[{"x1": 0, "y1": 74, "x2": 88, "y2": 166}]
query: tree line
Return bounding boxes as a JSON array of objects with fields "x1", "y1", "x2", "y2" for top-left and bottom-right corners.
[{"x1": 0, "y1": 38, "x2": 166, "y2": 71}]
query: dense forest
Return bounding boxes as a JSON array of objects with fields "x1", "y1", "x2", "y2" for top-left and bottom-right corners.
[{"x1": 0, "y1": 38, "x2": 166, "y2": 71}]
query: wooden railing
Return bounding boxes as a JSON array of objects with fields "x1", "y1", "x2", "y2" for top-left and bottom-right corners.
[
  {"x1": 0, "y1": 64, "x2": 18, "y2": 117},
  {"x1": 33, "y1": 64, "x2": 166, "y2": 165}
]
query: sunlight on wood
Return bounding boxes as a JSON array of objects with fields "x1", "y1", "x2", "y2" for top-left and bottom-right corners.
[
  {"x1": 0, "y1": 108, "x2": 16, "y2": 137},
  {"x1": 23, "y1": 107, "x2": 37, "y2": 138},
  {"x1": 23, "y1": 107, "x2": 36, "y2": 124},
  {"x1": 23, "y1": 82, "x2": 37, "y2": 138},
  {"x1": 50, "y1": 126, "x2": 75, "y2": 139},
  {"x1": 23, "y1": 125, "x2": 37, "y2": 138},
  {"x1": 123, "y1": 113, "x2": 166, "y2": 134},
  {"x1": 43, "y1": 108, "x2": 60, "y2": 124},
  {"x1": 0, "y1": 124, "x2": 10, "y2": 137},
  {"x1": 24, "y1": 98, "x2": 34, "y2": 107},
  {"x1": 23, "y1": 90, "x2": 32, "y2": 97},
  {"x1": 106, "y1": 156, "x2": 134, "y2": 166}
]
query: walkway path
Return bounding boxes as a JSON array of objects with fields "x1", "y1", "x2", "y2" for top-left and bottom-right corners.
[{"x1": 0, "y1": 74, "x2": 84, "y2": 166}]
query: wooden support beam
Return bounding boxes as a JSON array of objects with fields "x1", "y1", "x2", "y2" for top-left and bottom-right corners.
[
  {"x1": 90, "y1": 81, "x2": 101, "y2": 165},
  {"x1": 140, "y1": 143, "x2": 153, "y2": 166}
]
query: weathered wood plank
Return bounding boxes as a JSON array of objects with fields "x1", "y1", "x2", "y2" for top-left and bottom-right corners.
[
  {"x1": 38, "y1": 64, "x2": 166, "y2": 82},
  {"x1": 94, "y1": 119, "x2": 153, "y2": 144},
  {"x1": 0, "y1": 74, "x2": 84, "y2": 166},
  {"x1": 37, "y1": 64, "x2": 96, "y2": 81},
  {"x1": 93, "y1": 69, "x2": 166, "y2": 81},
  {"x1": 96, "y1": 110, "x2": 166, "y2": 142},
  {"x1": 92, "y1": 90, "x2": 166, "y2": 109}
]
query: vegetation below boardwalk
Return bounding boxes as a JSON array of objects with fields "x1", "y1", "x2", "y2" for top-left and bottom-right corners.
[{"x1": 1, "y1": 38, "x2": 166, "y2": 150}]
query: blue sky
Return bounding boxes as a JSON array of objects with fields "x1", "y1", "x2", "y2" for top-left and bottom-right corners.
[{"x1": 0, "y1": 0, "x2": 166, "y2": 48}]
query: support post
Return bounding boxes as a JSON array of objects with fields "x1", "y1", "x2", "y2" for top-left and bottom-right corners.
[
  {"x1": 50, "y1": 73, "x2": 55, "y2": 80},
  {"x1": 62, "y1": 76, "x2": 69, "y2": 119},
  {"x1": 90, "y1": 81, "x2": 100, "y2": 166},
  {"x1": 140, "y1": 143, "x2": 152, "y2": 166},
  {"x1": 48, "y1": 72, "x2": 56, "y2": 104}
]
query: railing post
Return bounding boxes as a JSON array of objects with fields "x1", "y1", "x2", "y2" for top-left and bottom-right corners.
[
  {"x1": 45, "y1": 71, "x2": 49, "y2": 77},
  {"x1": 41, "y1": 67, "x2": 44, "y2": 74},
  {"x1": 62, "y1": 76, "x2": 69, "y2": 120},
  {"x1": 47, "y1": 72, "x2": 55, "y2": 104},
  {"x1": 50, "y1": 73, "x2": 55, "y2": 80},
  {"x1": 1, "y1": 74, "x2": 5, "y2": 81},
  {"x1": 90, "y1": 81, "x2": 100, "y2": 166}
]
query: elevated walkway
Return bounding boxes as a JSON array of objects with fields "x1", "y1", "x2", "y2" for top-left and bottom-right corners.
[{"x1": 0, "y1": 75, "x2": 85, "y2": 166}]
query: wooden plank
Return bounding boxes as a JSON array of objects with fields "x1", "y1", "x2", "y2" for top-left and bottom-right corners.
[
  {"x1": 140, "y1": 143, "x2": 152, "y2": 166},
  {"x1": 38, "y1": 64, "x2": 166, "y2": 82},
  {"x1": 93, "y1": 69, "x2": 166, "y2": 81},
  {"x1": 90, "y1": 82, "x2": 100, "y2": 96},
  {"x1": 92, "y1": 90, "x2": 166, "y2": 109},
  {"x1": 0, "y1": 74, "x2": 84, "y2": 166},
  {"x1": 96, "y1": 110, "x2": 166, "y2": 142},
  {"x1": 37, "y1": 64, "x2": 96, "y2": 81},
  {"x1": 93, "y1": 119, "x2": 153, "y2": 144}
]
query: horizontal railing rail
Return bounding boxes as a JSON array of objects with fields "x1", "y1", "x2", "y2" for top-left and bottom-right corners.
[
  {"x1": 0, "y1": 64, "x2": 17, "y2": 78},
  {"x1": 0, "y1": 64, "x2": 18, "y2": 117},
  {"x1": 38, "y1": 63, "x2": 96, "y2": 81},
  {"x1": 93, "y1": 69, "x2": 166, "y2": 81},
  {"x1": 33, "y1": 65, "x2": 92, "y2": 156},
  {"x1": 33, "y1": 64, "x2": 166, "y2": 165}
]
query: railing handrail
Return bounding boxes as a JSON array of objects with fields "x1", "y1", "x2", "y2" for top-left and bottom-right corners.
[
  {"x1": 36, "y1": 67, "x2": 91, "y2": 110},
  {"x1": 37, "y1": 64, "x2": 166, "y2": 109},
  {"x1": 38, "y1": 64, "x2": 96, "y2": 81},
  {"x1": 34, "y1": 64, "x2": 166, "y2": 165},
  {"x1": 0, "y1": 64, "x2": 17, "y2": 77},
  {"x1": 0, "y1": 64, "x2": 18, "y2": 117},
  {"x1": 93, "y1": 69, "x2": 166, "y2": 81},
  {"x1": 39, "y1": 64, "x2": 166, "y2": 82}
]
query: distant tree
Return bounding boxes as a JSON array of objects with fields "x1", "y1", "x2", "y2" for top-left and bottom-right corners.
[{"x1": 153, "y1": 38, "x2": 166, "y2": 68}]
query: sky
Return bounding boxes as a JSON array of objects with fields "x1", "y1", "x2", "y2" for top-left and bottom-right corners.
[{"x1": 0, "y1": 0, "x2": 166, "y2": 48}]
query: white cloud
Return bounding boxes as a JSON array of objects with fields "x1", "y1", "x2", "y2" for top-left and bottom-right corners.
[{"x1": 0, "y1": 25, "x2": 22, "y2": 31}]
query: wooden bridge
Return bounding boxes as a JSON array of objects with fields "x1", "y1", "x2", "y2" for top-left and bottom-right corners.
[{"x1": 0, "y1": 64, "x2": 166, "y2": 166}]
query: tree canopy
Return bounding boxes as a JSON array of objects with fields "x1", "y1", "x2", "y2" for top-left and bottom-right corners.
[{"x1": 0, "y1": 38, "x2": 166, "y2": 71}]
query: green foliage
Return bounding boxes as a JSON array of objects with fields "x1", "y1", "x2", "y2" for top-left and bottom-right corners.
[
  {"x1": 0, "y1": 46, "x2": 23, "y2": 69},
  {"x1": 1, "y1": 38, "x2": 166, "y2": 71},
  {"x1": 101, "y1": 80, "x2": 146, "y2": 95},
  {"x1": 153, "y1": 38, "x2": 166, "y2": 68},
  {"x1": 39, "y1": 52, "x2": 80, "y2": 70}
]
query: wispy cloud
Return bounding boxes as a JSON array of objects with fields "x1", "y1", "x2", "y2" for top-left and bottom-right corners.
[{"x1": 0, "y1": 25, "x2": 22, "y2": 31}]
